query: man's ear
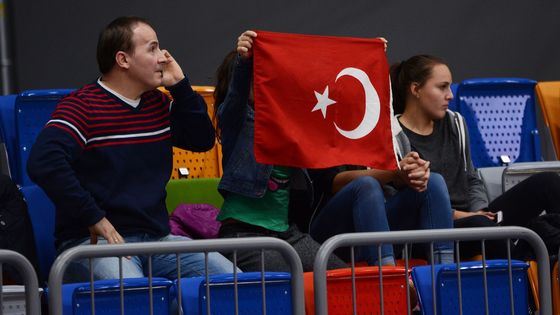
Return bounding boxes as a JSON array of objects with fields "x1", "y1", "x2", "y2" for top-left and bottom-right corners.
[{"x1": 115, "y1": 51, "x2": 130, "y2": 69}]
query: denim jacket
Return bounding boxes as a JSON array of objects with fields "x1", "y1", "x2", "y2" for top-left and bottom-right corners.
[
  {"x1": 217, "y1": 56, "x2": 314, "y2": 207},
  {"x1": 217, "y1": 57, "x2": 272, "y2": 198}
]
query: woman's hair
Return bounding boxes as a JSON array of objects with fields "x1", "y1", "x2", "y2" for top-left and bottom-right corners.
[
  {"x1": 213, "y1": 50, "x2": 238, "y2": 141},
  {"x1": 214, "y1": 50, "x2": 238, "y2": 114},
  {"x1": 389, "y1": 55, "x2": 448, "y2": 114}
]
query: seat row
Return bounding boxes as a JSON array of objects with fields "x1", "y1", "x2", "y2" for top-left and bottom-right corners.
[
  {"x1": 2, "y1": 79, "x2": 560, "y2": 186},
  {"x1": 0, "y1": 225, "x2": 552, "y2": 315}
]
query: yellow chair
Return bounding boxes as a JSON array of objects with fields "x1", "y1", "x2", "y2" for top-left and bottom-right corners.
[
  {"x1": 159, "y1": 86, "x2": 223, "y2": 179},
  {"x1": 536, "y1": 82, "x2": 560, "y2": 158}
]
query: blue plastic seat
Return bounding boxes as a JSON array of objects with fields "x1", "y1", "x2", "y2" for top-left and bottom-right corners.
[
  {"x1": 456, "y1": 78, "x2": 541, "y2": 167},
  {"x1": 52, "y1": 277, "x2": 173, "y2": 315},
  {"x1": 412, "y1": 260, "x2": 529, "y2": 315},
  {"x1": 14, "y1": 89, "x2": 74, "y2": 186},
  {"x1": 448, "y1": 82, "x2": 459, "y2": 112},
  {"x1": 177, "y1": 272, "x2": 292, "y2": 315},
  {"x1": 20, "y1": 184, "x2": 56, "y2": 285}
]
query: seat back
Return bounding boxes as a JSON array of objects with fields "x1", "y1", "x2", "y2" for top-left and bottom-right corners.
[
  {"x1": 304, "y1": 266, "x2": 408, "y2": 315},
  {"x1": 412, "y1": 260, "x2": 529, "y2": 315},
  {"x1": 178, "y1": 272, "x2": 292, "y2": 315},
  {"x1": 501, "y1": 161, "x2": 560, "y2": 192},
  {"x1": 20, "y1": 184, "x2": 56, "y2": 284},
  {"x1": 165, "y1": 178, "x2": 223, "y2": 214},
  {"x1": 14, "y1": 89, "x2": 74, "y2": 186},
  {"x1": 457, "y1": 78, "x2": 541, "y2": 167},
  {"x1": 536, "y1": 81, "x2": 560, "y2": 159},
  {"x1": 448, "y1": 82, "x2": 459, "y2": 112},
  {"x1": 57, "y1": 277, "x2": 173, "y2": 315},
  {"x1": 477, "y1": 166, "x2": 505, "y2": 202}
]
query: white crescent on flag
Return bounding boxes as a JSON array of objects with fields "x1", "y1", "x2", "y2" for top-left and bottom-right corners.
[{"x1": 312, "y1": 67, "x2": 381, "y2": 140}]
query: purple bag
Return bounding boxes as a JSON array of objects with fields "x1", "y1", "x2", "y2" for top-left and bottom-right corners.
[{"x1": 169, "y1": 203, "x2": 221, "y2": 239}]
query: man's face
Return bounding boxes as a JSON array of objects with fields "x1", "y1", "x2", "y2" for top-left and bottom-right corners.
[{"x1": 126, "y1": 23, "x2": 166, "y2": 92}]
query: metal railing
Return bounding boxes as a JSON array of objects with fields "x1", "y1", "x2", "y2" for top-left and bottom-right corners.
[
  {"x1": 48, "y1": 237, "x2": 305, "y2": 315},
  {"x1": 0, "y1": 249, "x2": 41, "y2": 315},
  {"x1": 313, "y1": 226, "x2": 552, "y2": 315}
]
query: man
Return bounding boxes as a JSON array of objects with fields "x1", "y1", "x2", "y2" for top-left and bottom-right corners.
[{"x1": 27, "y1": 16, "x2": 235, "y2": 281}]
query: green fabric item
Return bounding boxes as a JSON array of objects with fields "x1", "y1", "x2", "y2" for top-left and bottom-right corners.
[
  {"x1": 165, "y1": 178, "x2": 223, "y2": 214},
  {"x1": 218, "y1": 166, "x2": 291, "y2": 232}
]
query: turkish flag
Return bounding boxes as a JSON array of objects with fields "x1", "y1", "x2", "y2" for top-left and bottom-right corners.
[{"x1": 253, "y1": 30, "x2": 397, "y2": 170}]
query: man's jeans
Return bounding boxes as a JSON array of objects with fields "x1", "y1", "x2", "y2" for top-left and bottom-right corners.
[{"x1": 59, "y1": 234, "x2": 238, "y2": 282}]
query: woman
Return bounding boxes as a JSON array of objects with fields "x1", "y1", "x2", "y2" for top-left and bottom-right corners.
[
  {"x1": 391, "y1": 54, "x2": 560, "y2": 258},
  {"x1": 308, "y1": 154, "x2": 455, "y2": 265},
  {"x1": 214, "y1": 31, "x2": 347, "y2": 272}
]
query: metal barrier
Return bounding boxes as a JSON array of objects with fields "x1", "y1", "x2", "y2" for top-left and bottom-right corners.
[
  {"x1": 0, "y1": 249, "x2": 41, "y2": 315},
  {"x1": 48, "y1": 237, "x2": 305, "y2": 315},
  {"x1": 313, "y1": 226, "x2": 552, "y2": 315}
]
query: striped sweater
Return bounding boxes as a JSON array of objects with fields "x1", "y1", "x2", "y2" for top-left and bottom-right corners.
[{"x1": 27, "y1": 78, "x2": 215, "y2": 246}]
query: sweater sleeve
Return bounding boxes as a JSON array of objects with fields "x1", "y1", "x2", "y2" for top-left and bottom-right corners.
[
  {"x1": 462, "y1": 116, "x2": 489, "y2": 211},
  {"x1": 27, "y1": 124, "x2": 105, "y2": 228},
  {"x1": 168, "y1": 76, "x2": 216, "y2": 152}
]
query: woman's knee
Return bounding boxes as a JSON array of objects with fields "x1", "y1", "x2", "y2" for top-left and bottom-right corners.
[
  {"x1": 427, "y1": 172, "x2": 450, "y2": 196},
  {"x1": 349, "y1": 176, "x2": 384, "y2": 198}
]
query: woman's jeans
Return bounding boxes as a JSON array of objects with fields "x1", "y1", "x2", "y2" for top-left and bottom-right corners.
[{"x1": 310, "y1": 173, "x2": 454, "y2": 265}]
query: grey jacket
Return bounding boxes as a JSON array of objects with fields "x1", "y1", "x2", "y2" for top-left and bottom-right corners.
[{"x1": 393, "y1": 111, "x2": 489, "y2": 211}]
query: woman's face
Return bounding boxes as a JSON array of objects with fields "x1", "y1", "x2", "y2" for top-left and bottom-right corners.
[{"x1": 414, "y1": 64, "x2": 453, "y2": 120}]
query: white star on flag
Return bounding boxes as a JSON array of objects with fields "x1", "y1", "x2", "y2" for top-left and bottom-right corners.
[{"x1": 312, "y1": 86, "x2": 336, "y2": 119}]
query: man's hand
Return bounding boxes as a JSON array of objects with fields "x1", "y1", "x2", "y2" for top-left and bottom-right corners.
[
  {"x1": 89, "y1": 217, "x2": 125, "y2": 245},
  {"x1": 161, "y1": 49, "x2": 185, "y2": 87},
  {"x1": 398, "y1": 152, "x2": 430, "y2": 192},
  {"x1": 237, "y1": 30, "x2": 257, "y2": 60}
]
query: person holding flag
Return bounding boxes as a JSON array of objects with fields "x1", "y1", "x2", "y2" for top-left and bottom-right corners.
[{"x1": 214, "y1": 31, "x2": 347, "y2": 272}]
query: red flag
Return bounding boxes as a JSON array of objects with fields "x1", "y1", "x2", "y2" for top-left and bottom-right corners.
[{"x1": 253, "y1": 30, "x2": 397, "y2": 170}]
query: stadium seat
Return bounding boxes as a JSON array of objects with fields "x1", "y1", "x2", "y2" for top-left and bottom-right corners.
[
  {"x1": 176, "y1": 272, "x2": 292, "y2": 315},
  {"x1": 448, "y1": 82, "x2": 459, "y2": 112},
  {"x1": 456, "y1": 78, "x2": 541, "y2": 167},
  {"x1": 501, "y1": 161, "x2": 560, "y2": 192},
  {"x1": 477, "y1": 166, "x2": 505, "y2": 202},
  {"x1": 304, "y1": 266, "x2": 409, "y2": 315},
  {"x1": 20, "y1": 184, "x2": 56, "y2": 285},
  {"x1": 536, "y1": 81, "x2": 560, "y2": 159},
  {"x1": 165, "y1": 178, "x2": 223, "y2": 214},
  {"x1": 54, "y1": 277, "x2": 173, "y2": 315},
  {"x1": 14, "y1": 89, "x2": 74, "y2": 186},
  {"x1": 412, "y1": 260, "x2": 529, "y2": 315}
]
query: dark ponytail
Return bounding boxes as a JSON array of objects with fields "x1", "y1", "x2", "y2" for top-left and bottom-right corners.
[
  {"x1": 389, "y1": 61, "x2": 406, "y2": 115},
  {"x1": 390, "y1": 55, "x2": 448, "y2": 115},
  {"x1": 213, "y1": 50, "x2": 238, "y2": 142}
]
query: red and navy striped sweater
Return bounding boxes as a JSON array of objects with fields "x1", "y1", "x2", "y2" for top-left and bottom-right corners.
[{"x1": 27, "y1": 78, "x2": 215, "y2": 246}]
